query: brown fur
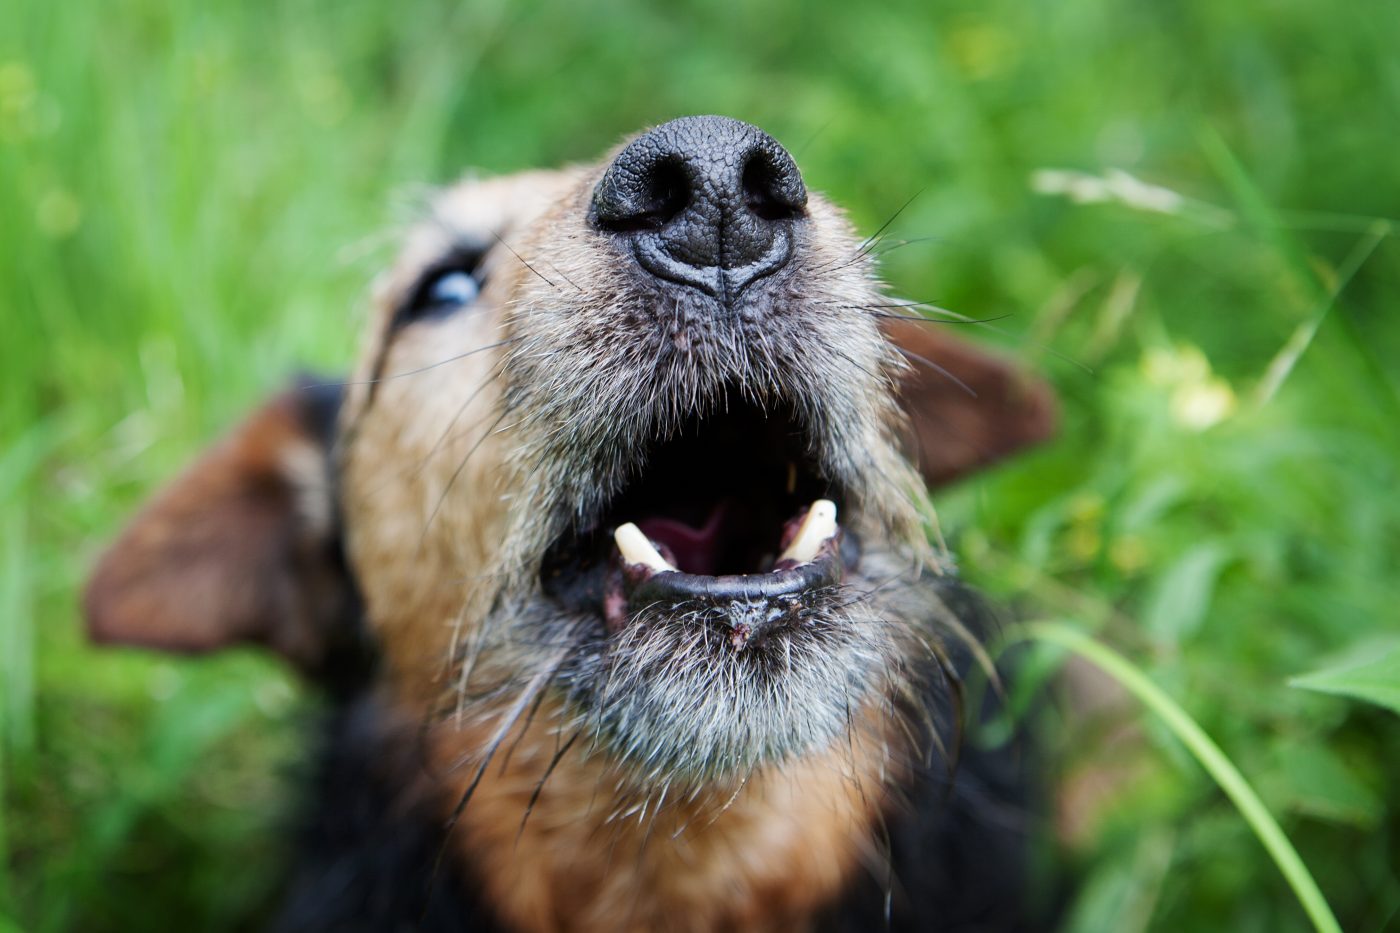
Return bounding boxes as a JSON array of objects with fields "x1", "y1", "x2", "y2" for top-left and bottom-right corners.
[
  {"x1": 330, "y1": 169, "x2": 929, "y2": 928},
  {"x1": 85, "y1": 390, "x2": 346, "y2": 673},
  {"x1": 432, "y1": 698, "x2": 895, "y2": 932},
  {"x1": 85, "y1": 121, "x2": 1058, "y2": 931},
  {"x1": 883, "y1": 317, "x2": 1058, "y2": 486}
]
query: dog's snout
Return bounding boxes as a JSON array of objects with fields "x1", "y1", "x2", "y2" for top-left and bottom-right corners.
[{"x1": 593, "y1": 115, "x2": 807, "y2": 298}]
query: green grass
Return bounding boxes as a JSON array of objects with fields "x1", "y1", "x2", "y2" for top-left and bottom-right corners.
[
  {"x1": 1010, "y1": 622, "x2": 1343, "y2": 933},
  {"x1": 4, "y1": 0, "x2": 1399, "y2": 929}
]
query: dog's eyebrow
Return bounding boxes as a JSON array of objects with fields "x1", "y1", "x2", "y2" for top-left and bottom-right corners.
[{"x1": 420, "y1": 192, "x2": 504, "y2": 255}]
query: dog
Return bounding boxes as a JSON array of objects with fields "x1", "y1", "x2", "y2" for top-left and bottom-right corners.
[{"x1": 84, "y1": 116, "x2": 1057, "y2": 931}]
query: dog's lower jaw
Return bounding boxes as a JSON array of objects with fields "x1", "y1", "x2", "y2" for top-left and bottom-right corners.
[{"x1": 428, "y1": 694, "x2": 900, "y2": 933}]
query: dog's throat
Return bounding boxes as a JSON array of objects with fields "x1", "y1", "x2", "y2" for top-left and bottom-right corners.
[{"x1": 435, "y1": 696, "x2": 893, "y2": 933}]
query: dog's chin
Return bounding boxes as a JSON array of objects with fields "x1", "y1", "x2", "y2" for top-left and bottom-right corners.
[{"x1": 558, "y1": 584, "x2": 899, "y2": 781}]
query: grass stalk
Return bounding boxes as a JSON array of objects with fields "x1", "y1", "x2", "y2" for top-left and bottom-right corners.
[{"x1": 1009, "y1": 621, "x2": 1342, "y2": 933}]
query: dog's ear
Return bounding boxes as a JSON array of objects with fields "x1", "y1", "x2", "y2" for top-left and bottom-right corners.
[
  {"x1": 883, "y1": 318, "x2": 1058, "y2": 487},
  {"x1": 84, "y1": 382, "x2": 358, "y2": 677}
]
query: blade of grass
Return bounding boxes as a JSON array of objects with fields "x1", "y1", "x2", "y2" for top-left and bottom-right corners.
[
  {"x1": 1199, "y1": 126, "x2": 1400, "y2": 431},
  {"x1": 0, "y1": 733, "x2": 8, "y2": 915},
  {"x1": 1, "y1": 510, "x2": 34, "y2": 756},
  {"x1": 1007, "y1": 621, "x2": 1342, "y2": 933},
  {"x1": 1253, "y1": 220, "x2": 1391, "y2": 407}
]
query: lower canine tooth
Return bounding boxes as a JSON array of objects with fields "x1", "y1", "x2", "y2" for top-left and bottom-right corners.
[
  {"x1": 778, "y1": 499, "x2": 838, "y2": 564},
  {"x1": 614, "y1": 523, "x2": 679, "y2": 573}
]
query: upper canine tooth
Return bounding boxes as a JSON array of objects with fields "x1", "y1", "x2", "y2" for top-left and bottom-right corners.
[
  {"x1": 614, "y1": 523, "x2": 679, "y2": 574},
  {"x1": 778, "y1": 499, "x2": 838, "y2": 565}
]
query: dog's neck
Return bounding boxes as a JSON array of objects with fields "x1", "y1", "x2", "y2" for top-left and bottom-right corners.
[{"x1": 422, "y1": 697, "x2": 896, "y2": 933}]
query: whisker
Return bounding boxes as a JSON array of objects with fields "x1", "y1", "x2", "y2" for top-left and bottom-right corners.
[
  {"x1": 892, "y1": 344, "x2": 977, "y2": 398},
  {"x1": 430, "y1": 664, "x2": 557, "y2": 893},
  {"x1": 517, "y1": 727, "x2": 584, "y2": 842},
  {"x1": 865, "y1": 235, "x2": 943, "y2": 255},
  {"x1": 544, "y1": 259, "x2": 585, "y2": 293},
  {"x1": 790, "y1": 118, "x2": 833, "y2": 158},
  {"x1": 493, "y1": 229, "x2": 557, "y2": 290},
  {"x1": 813, "y1": 190, "x2": 926, "y2": 275},
  {"x1": 888, "y1": 301, "x2": 1096, "y2": 375},
  {"x1": 871, "y1": 311, "x2": 1012, "y2": 326},
  {"x1": 856, "y1": 190, "x2": 925, "y2": 260},
  {"x1": 418, "y1": 409, "x2": 512, "y2": 549},
  {"x1": 361, "y1": 356, "x2": 513, "y2": 502},
  {"x1": 410, "y1": 357, "x2": 511, "y2": 480},
  {"x1": 498, "y1": 637, "x2": 582, "y2": 774},
  {"x1": 302, "y1": 337, "x2": 521, "y2": 390}
]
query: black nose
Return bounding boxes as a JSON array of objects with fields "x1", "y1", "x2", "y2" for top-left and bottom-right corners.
[{"x1": 592, "y1": 116, "x2": 807, "y2": 299}]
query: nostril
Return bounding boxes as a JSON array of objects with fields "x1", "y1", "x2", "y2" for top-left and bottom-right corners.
[
  {"x1": 595, "y1": 156, "x2": 690, "y2": 234},
  {"x1": 647, "y1": 159, "x2": 690, "y2": 225},
  {"x1": 741, "y1": 154, "x2": 805, "y2": 222},
  {"x1": 592, "y1": 117, "x2": 808, "y2": 295}
]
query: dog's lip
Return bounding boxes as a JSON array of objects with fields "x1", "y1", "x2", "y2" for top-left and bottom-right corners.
[
  {"x1": 628, "y1": 545, "x2": 841, "y2": 603},
  {"x1": 603, "y1": 500, "x2": 846, "y2": 633}
]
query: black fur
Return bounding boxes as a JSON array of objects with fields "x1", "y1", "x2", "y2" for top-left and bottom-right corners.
[
  {"x1": 816, "y1": 582, "x2": 1051, "y2": 932},
  {"x1": 271, "y1": 578, "x2": 1048, "y2": 932},
  {"x1": 268, "y1": 698, "x2": 496, "y2": 933}
]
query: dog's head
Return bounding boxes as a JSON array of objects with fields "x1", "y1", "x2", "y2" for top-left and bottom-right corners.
[{"x1": 86, "y1": 116, "x2": 1054, "y2": 787}]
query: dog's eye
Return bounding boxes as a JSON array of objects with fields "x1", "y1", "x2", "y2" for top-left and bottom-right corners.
[
  {"x1": 424, "y1": 269, "x2": 480, "y2": 308},
  {"x1": 399, "y1": 262, "x2": 483, "y2": 325}
]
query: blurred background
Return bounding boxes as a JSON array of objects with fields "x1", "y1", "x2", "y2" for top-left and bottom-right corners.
[{"x1": 3, "y1": 0, "x2": 1398, "y2": 929}]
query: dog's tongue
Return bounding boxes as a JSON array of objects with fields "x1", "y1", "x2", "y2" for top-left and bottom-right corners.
[{"x1": 637, "y1": 503, "x2": 728, "y2": 576}]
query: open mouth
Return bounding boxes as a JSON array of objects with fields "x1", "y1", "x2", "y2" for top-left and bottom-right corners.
[{"x1": 540, "y1": 394, "x2": 855, "y2": 641}]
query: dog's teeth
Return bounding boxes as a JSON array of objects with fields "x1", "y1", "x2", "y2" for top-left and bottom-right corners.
[
  {"x1": 614, "y1": 523, "x2": 679, "y2": 573},
  {"x1": 778, "y1": 499, "x2": 838, "y2": 565}
]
